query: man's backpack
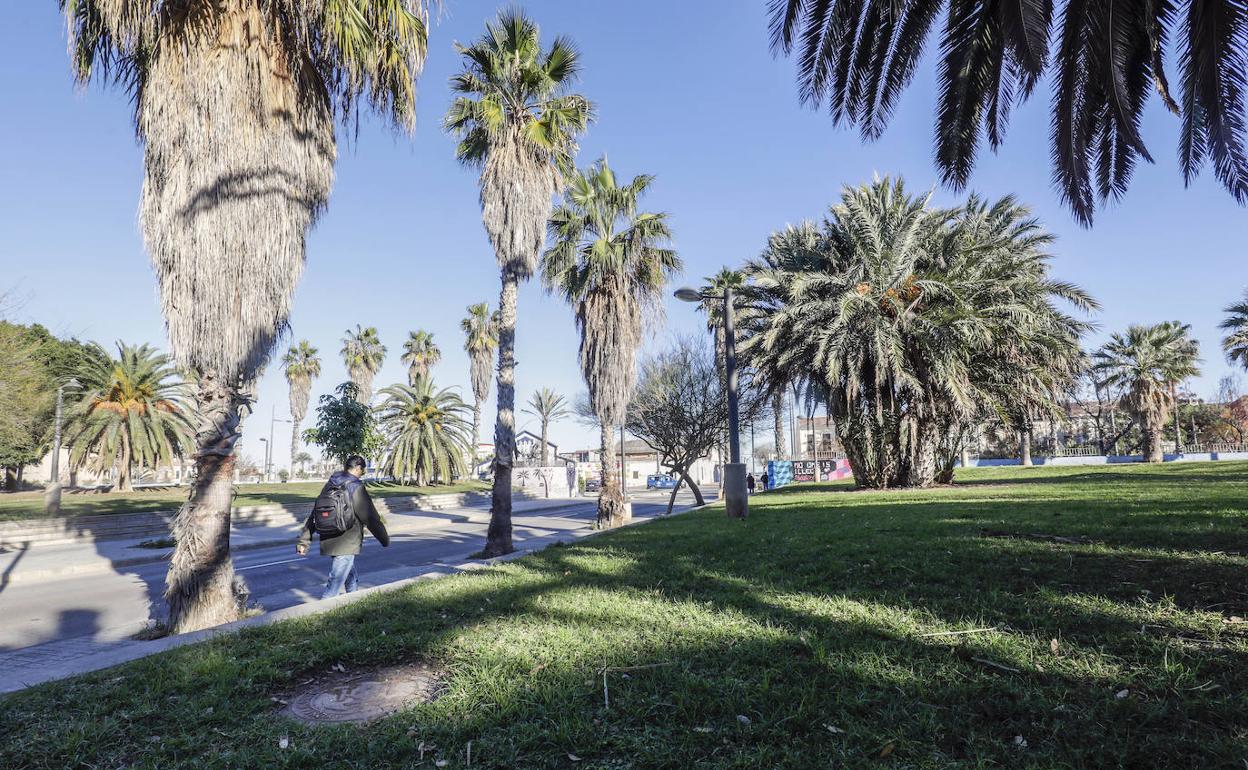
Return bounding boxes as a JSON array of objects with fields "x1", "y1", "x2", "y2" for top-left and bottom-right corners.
[{"x1": 311, "y1": 482, "x2": 356, "y2": 538}]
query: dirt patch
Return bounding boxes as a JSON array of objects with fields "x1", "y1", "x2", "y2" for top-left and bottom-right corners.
[{"x1": 278, "y1": 662, "x2": 445, "y2": 725}]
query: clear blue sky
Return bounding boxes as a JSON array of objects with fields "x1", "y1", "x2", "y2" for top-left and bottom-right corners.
[{"x1": 2, "y1": 1, "x2": 1245, "y2": 469}]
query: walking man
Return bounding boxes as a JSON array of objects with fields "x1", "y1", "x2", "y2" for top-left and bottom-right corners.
[
  {"x1": 746, "y1": 473, "x2": 756, "y2": 495},
  {"x1": 296, "y1": 455, "x2": 390, "y2": 599}
]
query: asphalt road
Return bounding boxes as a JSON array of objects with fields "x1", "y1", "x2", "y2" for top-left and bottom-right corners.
[{"x1": 0, "y1": 491, "x2": 699, "y2": 653}]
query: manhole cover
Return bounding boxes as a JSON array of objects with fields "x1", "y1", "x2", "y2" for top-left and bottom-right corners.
[{"x1": 282, "y1": 663, "x2": 444, "y2": 725}]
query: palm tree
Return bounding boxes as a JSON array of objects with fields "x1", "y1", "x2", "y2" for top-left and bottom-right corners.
[
  {"x1": 523, "y1": 388, "x2": 571, "y2": 465},
  {"x1": 541, "y1": 157, "x2": 682, "y2": 527},
  {"x1": 341, "y1": 326, "x2": 387, "y2": 404},
  {"x1": 1094, "y1": 322, "x2": 1201, "y2": 463},
  {"x1": 460, "y1": 303, "x2": 499, "y2": 469},
  {"x1": 65, "y1": 343, "x2": 195, "y2": 493},
  {"x1": 768, "y1": 1, "x2": 1248, "y2": 225},
  {"x1": 377, "y1": 377, "x2": 473, "y2": 486},
  {"x1": 445, "y1": 9, "x2": 593, "y2": 555},
  {"x1": 61, "y1": 1, "x2": 429, "y2": 632},
  {"x1": 745, "y1": 178, "x2": 1094, "y2": 487},
  {"x1": 293, "y1": 450, "x2": 313, "y2": 478},
  {"x1": 1220, "y1": 292, "x2": 1248, "y2": 370},
  {"x1": 401, "y1": 330, "x2": 442, "y2": 385},
  {"x1": 282, "y1": 340, "x2": 321, "y2": 473}
]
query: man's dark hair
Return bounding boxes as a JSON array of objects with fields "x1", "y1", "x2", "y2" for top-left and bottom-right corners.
[{"x1": 344, "y1": 455, "x2": 367, "y2": 472}]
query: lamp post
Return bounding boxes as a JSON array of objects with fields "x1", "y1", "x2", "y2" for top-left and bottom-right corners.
[
  {"x1": 258, "y1": 438, "x2": 268, "y2": 483},
  {"x1": 267, "y1": 406, "x2": 292, "y2": 482},
  {"x1": 45, "y1": 377, "x2": 81, "y2": 515},
  {"x1": 674, "y1": 284, "x2": 747, "y2": 518}
]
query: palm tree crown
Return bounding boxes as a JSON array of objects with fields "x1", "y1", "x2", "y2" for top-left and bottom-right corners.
[
  {"x1": 282, "y1": 340, "x2": 321, "y2": 463},
  {"x1": 461, "y1": 303, "x2": 499, "y2": 406},
  {"x1": 1220, "y1": 293, "x2": 1248, "y2": 369},
  {"x1": 401, "y1": 330, "x2": 442, "y2": 385},
  {"x1": 523, "y1": 387, "x2": 571, "y2": 465},
  {"x1": 341, "y1": 325, "x2": 387, "y2": 403},
  {"x1": 768, "y1": 0, "x2": 1248, "y2": 225},
  {"x1": 444, "y1": 8, "x2": 594, "y2": 279},
  {"x1": 377, "y1": 377, "x2": 473, "y2": 486},
  {"x1": 66, "y1": 343, "x2": 195, "y2": 492}
]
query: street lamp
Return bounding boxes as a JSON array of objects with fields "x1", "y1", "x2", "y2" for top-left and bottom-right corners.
[
  {"x1": 45, "y1": 377, "x2": 81, "y2": 515},
  {"x1": 258, "y1": 438, "x2": 268, "y2": 483},
  {"x1": 674, "y1": 284, "x2": 748, "y2": 519},
  {"x1": 266, "y1": 406, "x2": 292, "y2": 482}
]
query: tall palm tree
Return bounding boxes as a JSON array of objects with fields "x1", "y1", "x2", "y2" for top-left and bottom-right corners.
[
  {"x1": 460, "y1": 303, "x2": 499, "y2": 469},
  {"x1": 65, "y1": 343, "x2": 195, "y2": 493},
  {"x1": 445, "y1": 9, "x2": 593, "y2": 555},
  {"x1": 377, "y1": 377, "x2": 473, "y2": 487},
  {"x1": 541, "y1": 158, "x2": 682, "y2": 527},
  {"x1": 768, "y1": 0, "x2": 1248, "y2": 225},
  {"x1": 1220, "y1": 292, "x2": 1248, "y2": 369},
  {"x1": 1094, "y1": 322, "x2": 1201, "y2": 463},
  {"x1": 61, "y1": 0, "x2": 429, "y2": 632},
  {"x1": 341, "y1": 325, "x2": 387, "y2": 404},
  {"x1": 523, "y1": 388, "x2": 571, "y2": 465},
  {"x1": 401, "y1": 330, "x2": 441, "y2": 385},
  {"x1": 281, "y1": 340, "x2": 321, "y2": 473}
]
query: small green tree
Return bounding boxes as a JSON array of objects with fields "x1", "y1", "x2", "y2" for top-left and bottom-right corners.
[{"x1": 303, "y1": 383, "x2": 379, "y2": 466}]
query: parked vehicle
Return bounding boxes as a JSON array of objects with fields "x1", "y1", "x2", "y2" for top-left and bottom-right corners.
[
  {"x1": 646, "y1": 474, "x2": 678, "y2": 489},
  {"x1": 583, "y1": 477, "x2": 601, "y2": 493}
]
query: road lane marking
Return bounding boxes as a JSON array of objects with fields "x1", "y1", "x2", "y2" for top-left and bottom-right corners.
[{"x1": 237, "y1": 557, "x2": 306, "y2": 571}]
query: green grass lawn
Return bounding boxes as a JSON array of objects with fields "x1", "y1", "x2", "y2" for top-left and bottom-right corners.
[
  {"x1": 0, "y1": 479, "x2": 490, "y2": 521},
  {"x1": 3, "y1": 462, "x2": 1246, "y2": 768}
]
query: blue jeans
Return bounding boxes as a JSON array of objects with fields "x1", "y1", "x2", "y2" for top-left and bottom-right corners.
[{"x1": 322, "y1": 555, "x2": 358, "y2": 599}]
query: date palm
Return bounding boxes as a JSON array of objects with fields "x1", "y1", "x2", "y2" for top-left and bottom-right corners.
[
  {"x1": 1220, "y1": 292, "x2": 1248, "y2": 370},
  {"x1": 768, "y1": 0, "x2": 1248, "y2": 225},
  {"x1": 341, "y1": 325, "x2": 387, "y2": 404},
  {"x1": 282, "y1": 340, "x2": 321, "y2": 473},
  {"x1": 1094, "y1": 322, "x2": 1201, "y2": 462},
  {"x1": 60, "y1": 0, "x2": 429, "y2": 632},
  {"x1": 401, "y1": 330, "x2": 441, "y2": 385},
  {"x1": 65, "y1": 343, "x2": 195, "y2": 493},
  {"x1": 377, "y1": 377, "x2": 473, "y2": 487},
  {"x1": 523, "y1": 388, "x2": 571, "y2": 465},
  {"x1": 445, "y1": 9, "x2": 593, "y2": 554},
  {"x1": 460, "y1": 303, "x2": 499, "y2": 469},
  {"x1": 541, "y1": 158, "x2": 682, "y2": 527}
]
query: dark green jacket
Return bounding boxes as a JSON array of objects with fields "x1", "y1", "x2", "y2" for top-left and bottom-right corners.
[{"x1": 297, "y1": 472, "x2": 390, "y2": 556}]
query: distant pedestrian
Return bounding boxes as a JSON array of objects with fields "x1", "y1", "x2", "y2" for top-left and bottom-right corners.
[
  {"x1": 296, "y1": 455, "x2": 390, "y2": 599},
  {"x1": 761, "y1": 472, "x2": 769, "y2": 490},
  {"x1": 746, "y1": 473, "x2": 756, "y2": 494}
]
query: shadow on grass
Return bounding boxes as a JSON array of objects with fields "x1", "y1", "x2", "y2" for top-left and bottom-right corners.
[{"x1": 4, "y1": 472, "x2": 1248, "y2": 768}]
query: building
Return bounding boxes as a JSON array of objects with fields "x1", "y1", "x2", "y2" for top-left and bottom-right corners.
[{"x1": 568, "y1": 438, "x2": 724, "y2": 490}]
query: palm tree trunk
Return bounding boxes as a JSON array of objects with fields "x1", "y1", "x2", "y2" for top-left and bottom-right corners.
[
  {"x1": 1020, "y1": 427, "x2": 1033, "y2": 466},
  {"x1": 598, "y1": 422, "x2": 628, "y2": 528},
  {"x1": 471, "y1": 400, "x2": 481, "y2": 468},
  {"x1": 1144, "y1": 418, "x2": 1164, "y2": 463},
  {"x1": 165, "y1": 370, "x2": 245, "y2": 633},
  {"x1": 772, "y1": 391, "x2": 786, "y2": 460},
  {"x1": 117, "y1": 433, "x2": 133, "y2": 492},
  {"x1": 484, "y1": 274, "x2": 518, "y2": 557},
  {"x1": 289, "y1": 415, "x2": 301, "y2": 477},
  {"x1": 540, "y1": 417, "x2": 550, "y2": 465}
]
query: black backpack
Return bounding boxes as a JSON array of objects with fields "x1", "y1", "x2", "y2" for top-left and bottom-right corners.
[{"x1": 311, "y1": 481, "x2": 356, "y2": 538}]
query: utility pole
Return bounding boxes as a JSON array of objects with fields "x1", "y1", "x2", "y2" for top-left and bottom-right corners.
[{"x1": 45, "y1": 378, "x2": 81, "y2": 515}]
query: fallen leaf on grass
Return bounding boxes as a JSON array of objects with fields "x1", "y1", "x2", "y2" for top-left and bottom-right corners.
[
  {"x1": 278, "y1": 737, "x2": 289, "y2": 750},
  {"x1": 435, "y1": 760, "x2": 448, "y2": 768},
  {"x1": 1115, "y1": 689, "x2": 1130, "y2": 699},
  {"x1": 1050, "y1": 638, "x2": 1059, "y2": 654},
  {"x1": 692, "y1": 727, "x2": 714, "y2": 733},
  {"x1": 736, "y1": 714, "x2": 751, "y2": 726},
  {"x1": 567, "y1": 753, "x2": 583, "y2": 762},
  {"x1": 824, "y1": 724, "x2": 845, "y2": 734},
  {"x1": 1013, "y1": 735, "x2": 1028, "y2": 749},
  {"x1": 878, "y1": 741, "x2": 895, "y2": 758}
]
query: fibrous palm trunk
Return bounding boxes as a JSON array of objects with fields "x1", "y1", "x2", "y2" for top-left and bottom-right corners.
[
  {"x1": 116, "y1": 433, "x2": 133, "y2": 492},
  {"x1": 165, "y1": 371, "x2": 247, "y2": 633},
  {"x1": 148, "y1": 5, "x2": 333, "y2": 633},
  {"x1": 1143, "y1": 417, "x2": 1165, "y2": 463},
  {"x1": 772, "y1": 391, "x2": 786, "y2": 460},
  {"x1": 1020, "y1": 428, "x2": 1033, "y2": 466},
  {"x1": 597, "y1": 422, "x2": 628, "y2": 527},
  {"x1": 540, "y1": 417, "x2": 550, "y2": 466},
  {"x1": 484, "y1": 274, "x2": 519, "y2": 557},
  {"x1": 470, "y1": 399, "x2": 481, "y2": 467}
]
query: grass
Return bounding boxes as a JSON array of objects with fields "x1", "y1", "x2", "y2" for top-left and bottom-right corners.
[
  {"x1": 0, "y1": 479, "x2": 489, "y2": 521},
  {"x1": 3, "y1": 462, "x2": 1247, "y2": 768}
]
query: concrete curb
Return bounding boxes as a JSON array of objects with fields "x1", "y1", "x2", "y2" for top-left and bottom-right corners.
[{"x1": 0, "y1": 501, "x2": 700, "y2": 695}]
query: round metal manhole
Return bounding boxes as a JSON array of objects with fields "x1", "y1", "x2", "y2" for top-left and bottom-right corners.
[{"x1": 282, "y1": 663, "x2": 444, "y2": 725}]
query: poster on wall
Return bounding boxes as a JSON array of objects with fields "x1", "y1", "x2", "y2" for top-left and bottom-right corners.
[{"x1": 766, "y1": 459, "x2": 853, "y2": 488}]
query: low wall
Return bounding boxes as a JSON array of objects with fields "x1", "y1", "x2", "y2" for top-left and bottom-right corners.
[
  {"x1": 963, "y1": 451, "x2": 1248, "y2": 468},
  {"x1": 513, "y1": 466, "x2": 577, "y2": 499}
]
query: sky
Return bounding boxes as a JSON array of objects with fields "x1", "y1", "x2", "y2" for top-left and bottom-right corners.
[{"x1": 2, "y1": 1, "x2": 1246, "y2": 471}]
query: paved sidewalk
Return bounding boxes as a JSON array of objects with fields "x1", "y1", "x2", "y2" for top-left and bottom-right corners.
[
  {"x1": 0, "y1": 497, "x2": 702, "y2": 695},
  {"x1": 0, "y1": 496, "x2": 588, "y2": 585}
]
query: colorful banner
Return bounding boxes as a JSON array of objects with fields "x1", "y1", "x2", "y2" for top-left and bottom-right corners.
[{"x1": 766, "y1": 459, "x2": 853, "y2": 488}]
